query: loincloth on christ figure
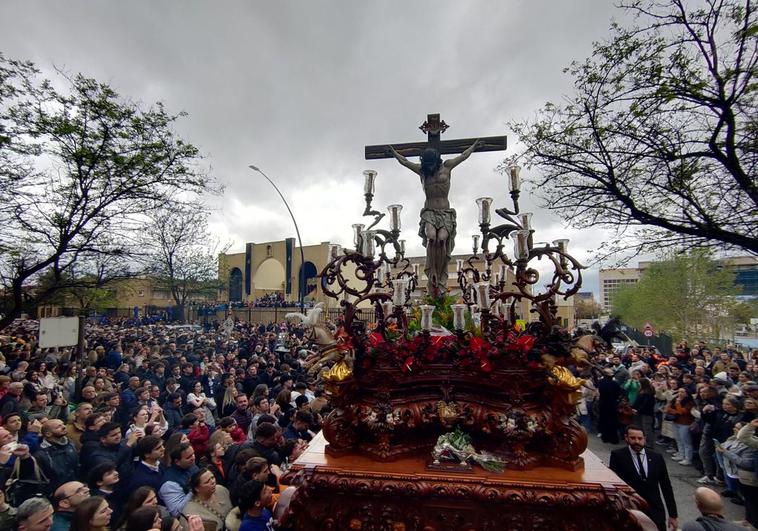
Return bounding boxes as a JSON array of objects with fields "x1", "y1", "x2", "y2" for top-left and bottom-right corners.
[{"x1": 418, "y1": 208, "x2": 457, "y2": 258}]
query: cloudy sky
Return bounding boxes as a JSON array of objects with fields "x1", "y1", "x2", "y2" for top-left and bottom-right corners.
[{"x1": 0, "y1": 1, "x2": 632, "y2": 296}]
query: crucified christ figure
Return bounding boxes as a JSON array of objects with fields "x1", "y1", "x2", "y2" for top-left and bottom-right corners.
[{"x1": 389, "y1": 139, "x2": 481, "y2": 297}]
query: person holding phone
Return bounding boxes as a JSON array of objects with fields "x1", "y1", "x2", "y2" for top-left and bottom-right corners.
[{"x1": 717, "y1": 419, "x2": 758, "y2": 528}]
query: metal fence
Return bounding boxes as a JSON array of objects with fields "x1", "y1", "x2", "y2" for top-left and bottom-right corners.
[
  {"x1": 623, "y1": 326, "x2": 674, "y2": 356},
  {"x1": 188, "y1": 306, "x2": 376, "y2": 326}
]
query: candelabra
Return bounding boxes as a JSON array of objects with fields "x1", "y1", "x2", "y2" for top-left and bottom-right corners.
[
  {"x1": 455, "y1": 164, "x2": 584, "y2": 334},
  {"x1": 315, "y1": 159, "x2": 592, "y2": 473},
  {"x1": 321, "y1": 170, "x2": 419, "y2": 334}
]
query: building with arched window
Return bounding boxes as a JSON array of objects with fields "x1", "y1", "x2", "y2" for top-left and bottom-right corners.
[{"x1": 219, "y1": 239, "x2": 332, "y2": 305}]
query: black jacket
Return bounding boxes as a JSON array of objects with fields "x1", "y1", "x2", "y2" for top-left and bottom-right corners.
[
  {"x1": 609, "y1": 446, "x2": 677, "y2": 529},
  {"x1": 633, "y1": 392, "x2": 656, "y2": 416},
  {"x1": 34, "y1": 439, "x2": 79, "y2": 491}
]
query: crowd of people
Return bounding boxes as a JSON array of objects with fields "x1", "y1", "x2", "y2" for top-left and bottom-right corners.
[
  {"x1": 249, "y1": 294, "x2": 310, "y2": 309},
  {"x1": 0, "y1": 318, "x2": 329, "y2": 531},
  {"x1": 578, "y1": 341, "x2": 758, "y2": 529},
  {"x1": 0, "y1": 314, "x2": 756, "y2": 531}
]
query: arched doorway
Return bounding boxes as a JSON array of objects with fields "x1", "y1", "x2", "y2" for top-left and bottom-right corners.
[
  {"x1": 299, "y1": 261, "x2": 319, "y2": 299},
  {"x1": 254, "y1": 258, "x2": 286, "y2": 293},
  {"x1": 229, "y1": 268, "x2": 243, "y2": 302}
]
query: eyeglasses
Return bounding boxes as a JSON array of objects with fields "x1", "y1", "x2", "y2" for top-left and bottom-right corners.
[{"x1": 59, "y1": 486, "x2": 89, "y2": 500}]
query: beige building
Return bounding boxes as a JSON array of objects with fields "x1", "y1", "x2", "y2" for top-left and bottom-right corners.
[
  {"x1": 217, "y1": 240, "x2": 575, "y2": 327},
  {"x1": 218, "y1": 239, "x2": 334, "y2": 305},
  {"x1": 37, "y1": 277, "x2": 216, "y2": 318}
]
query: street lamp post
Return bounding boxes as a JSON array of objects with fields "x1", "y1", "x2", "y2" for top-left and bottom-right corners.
[{"x1": 249, "y1": 165, "x2": 306, "y2": 314}]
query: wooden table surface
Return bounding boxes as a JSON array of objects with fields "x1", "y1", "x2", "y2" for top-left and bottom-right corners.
[{"x1": 290, "y1": 432, "x2": 629, "y2": 489}]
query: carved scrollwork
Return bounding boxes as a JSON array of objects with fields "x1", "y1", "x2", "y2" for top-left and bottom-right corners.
[
  {"x1": 281, "y1": 465, "x2": 648, "y2": 531},
  {"x1": 322, "y1": 408, "x2": 358, "y2": 453}
]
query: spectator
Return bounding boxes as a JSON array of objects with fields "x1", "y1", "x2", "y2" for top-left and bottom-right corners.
[
  {"x1": 66, "y1": 403, "x2": 93, "y2": 452},
  {"x1": 0, "y1": 486, "x2": 16, "y2": 530},
  {"x1": 17, "y1": 497, "x2": 54, "y2": 531},
  {"x1": 51, "y1": 482, "x2": 90, "y2": 531},
  {"x1": 162, "y1": 393, "x2": 184, "y2": 432},
  {"x1": 681, "y1": 487, "x2": 745, "y2": 531},
  {"x1": 69, "y1": 496, "x2": 112, "y2": 531},
  {"x1": 718, "y1": 419, "x2": 758, "y2": 528},
  {"x1": 124, "y1": 506, "x2": 161, "y2": 531},
  {"x1": 665, "y1": 387, "x2": 696, "y2": 466},
  {"x1": 159, "y1": 443, "x2": 198, "y2": 517},
  {"x1": 86, "y1": 462, "x2": 120, "y2": 523},
  {"x1": 597, "y1": 369, "x2": 621, "y2": 444},
  {"x1": 35, "y1": 420, "x2": 79, "y2": 491},
  {"x1": 632, "y1": 377, "x2": 656, "y2": 450},
  {"x1": 183, "y1": 468, "x2": 233, "y2": 531},
  {"x1": 236, "y1": 480, "x2": 274, "y2": 531},
  {"x1": 124, "y1": 435, "x2": 166, "y2": 494},
  {"x1": 283, "y1": 411, "x2": 313, "y2": 442},
  {"x1": 88, "y1": 422, "x2": 138, "y2": 470},
  {"x1": 118, "y1": 487, "x2": 170, "y2": 531}
]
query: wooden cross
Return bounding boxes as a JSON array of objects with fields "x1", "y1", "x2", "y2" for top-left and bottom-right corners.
[{"x1": 364, "y1": 113, "x2": 508, "y2": 160}]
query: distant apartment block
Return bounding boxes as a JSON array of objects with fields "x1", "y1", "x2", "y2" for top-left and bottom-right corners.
[
  {"x1": 599, "y1": 268, "x2": 641, "y2": 310},
  {"x1": 599, "y1": 255, "x2": 758, "y2": 310}
]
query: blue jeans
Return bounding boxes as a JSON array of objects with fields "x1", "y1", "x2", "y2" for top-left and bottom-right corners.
[
  {"x1": 578, "y1": 414, "x2": 592, "y2": 432},
  {"x1": 674, "y1": 423, "x2": 693, "y2": 461}
]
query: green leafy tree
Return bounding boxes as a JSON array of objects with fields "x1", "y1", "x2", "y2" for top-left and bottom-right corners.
[
  {"x1": 0, "y1": 54, "x2": 217, "y2": 329},
  {"x1": 612, "y1": 251, "x2": 739, "y2": 341},
  {"x1": 511, "y1": 0, "x2": 758, "y2": 259},
  {"x1": 731, "y1": 299, "x2": 758, "y2": 325}
]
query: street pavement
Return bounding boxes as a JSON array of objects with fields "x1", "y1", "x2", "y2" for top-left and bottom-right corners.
[{"x1": 587, "y1": 434, "x2": 749, "y2": 528}]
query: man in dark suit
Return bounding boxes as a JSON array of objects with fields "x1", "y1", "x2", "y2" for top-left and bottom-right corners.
[{"x1": 609, "y1": 425, "x2": 678, "y2": 531}]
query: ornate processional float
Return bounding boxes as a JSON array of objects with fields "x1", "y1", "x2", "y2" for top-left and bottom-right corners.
[{"x1": 280, "y1": 114, "x2": 645, "y2": 531}]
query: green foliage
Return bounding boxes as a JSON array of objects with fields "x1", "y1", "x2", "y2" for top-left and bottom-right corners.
[
  {"x1": 731, "y1": 300, "x2": 758, "y2": 325},
  {"x1": 405, "y1": 295, "x2": 478, "y2": 334},
  {"x1": 428, "y1": 295, "x2": 457, "y2": 330},
  {"x1": 612, "y1": 251, "x2": 740, "y2": 341},
  {"x1": 0, "y1": 53, "x2": 218, "y2": 329}
]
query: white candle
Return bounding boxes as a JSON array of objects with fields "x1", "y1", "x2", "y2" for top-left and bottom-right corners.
[
  {"x1": 475, "y1": 281, "x2": 491, "y2": 309},
  {"x1": 419, "y1": 304, "x2": 434, "y2": 331},
  {"x1": 512, "y1": 230, "x2": 529, "y2": 260},
  {"x1": 363, "y1": 170, "x2": 377, "y2": 194},
  {"x1": 388, "y1": 204, "x2": 403, "y2": 231},
  {"x1": 508, "y1": 165, "x2": 521, "y2": 192},
  {"x1": 392, "y1": 278, "x2": 409, "y2": 306},
  {"x1": 363, "y1": 230, "x2": 376, "y2": 257},
  {"x1": 518, "y1": 212, "x2": 533, "y2": 231},
  {"x1": 476, "y1": 197, "x2": 494, "y2": 224},
  {"x1": 329, "y1": 244, "x2": 342, "y2": 260},
  {"x1": 451, "y1": 303, "x2": 467, "y2": 331}
]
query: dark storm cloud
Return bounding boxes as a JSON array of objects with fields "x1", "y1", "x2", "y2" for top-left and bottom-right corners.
[{"x1": 1, "y1": 0, "x2": 627, "y2": 296}]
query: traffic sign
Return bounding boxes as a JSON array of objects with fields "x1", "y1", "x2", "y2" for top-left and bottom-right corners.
[{"x1": 643, "y1": 329, "x2": 653, "y2": 338}]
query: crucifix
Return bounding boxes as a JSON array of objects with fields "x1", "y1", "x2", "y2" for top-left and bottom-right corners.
[{"x1": 365, "y1": 114, "x2": 508, "y2": 297}]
